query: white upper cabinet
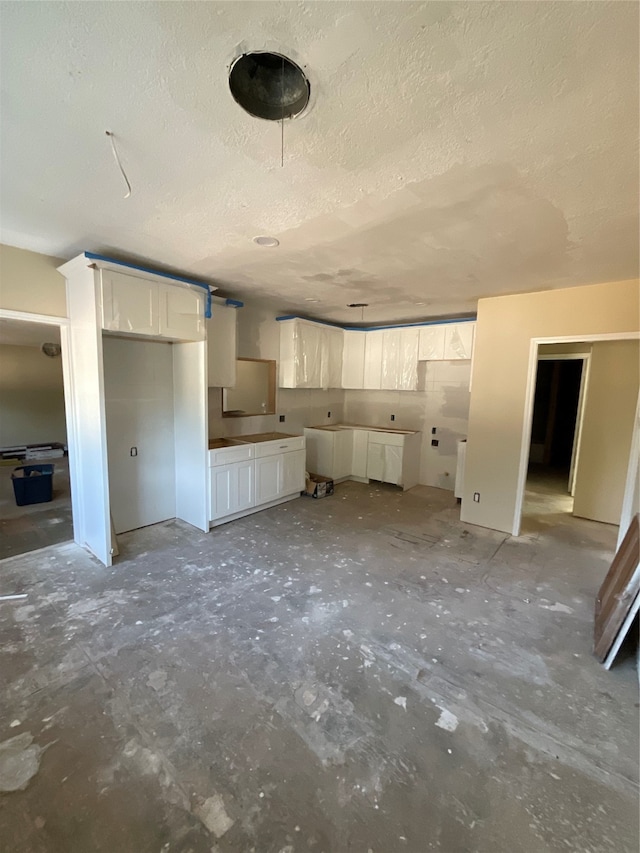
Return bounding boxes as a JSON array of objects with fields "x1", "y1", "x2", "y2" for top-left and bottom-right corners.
[
  {"x1": 342, "y1": 330, "x2": 366, "y2": 389},
  {"x1": 444, "y1": 322, "x2": 475, "y2": 360},
  {"x1": 279, "y1": 319, "x2": 344, "y2": 389},
  {"x1": 101, "y1": 270, "x2": 158, "y2": 336},
  {"x1": 159, "y1": 283, "x2": 205, "y2": 341},
  {"x1": 363, "y1": 329, "x2": 384, "y2": 390},
  {"x1": 100, "y1": 269, "x2": 205, "y2": 341},
  {"x1": 418, "y1": 324, "x2": 446, "y2": 361},
  {"x1": 207, "y1": 303, "x2": 237, "y2": 388},
  {"x1": 381, "y1": 328, "x2": 419, "y2": 390}
]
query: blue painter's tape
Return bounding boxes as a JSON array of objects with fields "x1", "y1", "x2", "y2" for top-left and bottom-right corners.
[
  {"x1": 84, "y1": 251, "x2": 214, "y2": 318},
  {"x1": 225, "y1": 298, "x2": 244, "y2": 308},
  {"x1": 276, "y1": 314, "x2": 476, "y2": 331}
]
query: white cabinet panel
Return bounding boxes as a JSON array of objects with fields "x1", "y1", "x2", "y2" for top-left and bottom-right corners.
[
  {"x1": 366, "y1": 441, "x2": 385, "y2": 481},
  {"x1": 324, "y1": 326, "x2": 344, "y2": 389},
  {"x1": 384, "y1": 445, "x2": 403, "y2": 485},
  {"x1": 334, "y1": 430, "x2": 353, "y2": 480},
  {"x1": 352, "y1": 429, "x2": 369, "y2": 478},
  {"x1": 207, "y1": 304, "x2": 237, "y2": 387},
  {"x1": 159, "y1": 283, "x2": 205, "y2": 341},
  {"x1": 398, "y1": 328, "x2": 419, "y2": 390},
  {"x1": 101, "y1": 270, "x2": 159, "y2": 336},
  {"x1": 342, "y1": 331, "x2": 366, "y2": 389},
  {"x1": 418, "y1": 325, "x2": 446, "y2": 361},
  {"x1": 255, "y1": 455, "x2": 282, "y2": 504},
  {"x1": 363, "y1": 330, "x2": 384, "y2": 390},
  {"x1": 381, "y1": 329, "x2": 402, "y2": 390},
  {"x1": 298, "y1": 322, "x2": 324, "y2": 388},
  {"x1": 282, "y1": 449, "x2": 305, "y2": 495},
  {"x1": 209, "y1": 460, "x2": 254, "y2": 521},
  {"x1": 444, "y1": 322, "x2": 474, "y2": 360}
]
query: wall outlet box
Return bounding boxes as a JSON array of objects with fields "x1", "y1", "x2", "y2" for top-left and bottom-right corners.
[
  {"x1": 390, "y1": 414, "x2": 395, "y2": 421},
  {"x1": 327, "y1": 411, "x2": 331, "y2": 418},
  {"x1": 431, "y1": 439, "x2": 439, "y2": 447},
  {"x1": 473, "y1": 492, "x2": 480, "y2": 502},
  {"x1": 279, "y1": 415, "x2": 285, "y2": 423},
  {"x1": 431, "y1": 427, "x2": 437, "y2": 435}
]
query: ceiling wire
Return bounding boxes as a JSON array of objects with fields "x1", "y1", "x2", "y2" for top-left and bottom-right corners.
[
  {"x1": 281, "y1": 55, "x2": 285, "y2": 168},
  {"x1": 105, "y1": 131, "x2": 132, "y2": 198}
]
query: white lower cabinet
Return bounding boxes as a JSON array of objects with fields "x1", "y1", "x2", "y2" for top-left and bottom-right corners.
[
  {"x1": 209, "y1": 436, "x2": 305, "y2": 526},
  {"x1": 210, "y1": 460, "x2": 254, "y2": 520},
  {"x1": 304, "y1": 427, "x2": 420, "y2": 491}
]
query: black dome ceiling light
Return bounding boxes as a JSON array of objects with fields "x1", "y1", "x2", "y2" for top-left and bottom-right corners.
[{"x1": 229, "y1": 51, "x2": 310, "y2": 121}]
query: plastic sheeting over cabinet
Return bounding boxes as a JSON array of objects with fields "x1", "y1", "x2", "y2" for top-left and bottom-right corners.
[{"x1": 279, "y1": 318, "x2": 344, "y2": 389}]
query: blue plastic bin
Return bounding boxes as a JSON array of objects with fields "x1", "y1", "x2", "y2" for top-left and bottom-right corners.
[{"x1": 11, "y1": 464, "x2": 54, "y2": 506}]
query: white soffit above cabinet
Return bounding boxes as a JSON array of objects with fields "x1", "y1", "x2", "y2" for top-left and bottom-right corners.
[{"x1": 1, "y1": 2, "x2": 638, "y2": 324}]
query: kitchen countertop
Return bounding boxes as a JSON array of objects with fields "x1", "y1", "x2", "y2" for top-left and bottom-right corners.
[
  {"x1": 208, "y1": 438, "x2": 244, "y2": 450},
  {"x1": 308, "y1": 423, "x2": 419, "y2": 435},
  {"x1": 209, "y1": 432, "x2": 300, "y2": 448}
]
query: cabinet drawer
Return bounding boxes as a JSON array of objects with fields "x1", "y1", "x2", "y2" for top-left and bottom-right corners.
[
  {"x1": 255, "y1": 436, "x2": 305, "y2": 458},
  {"x1": 367, "y1": 430, "x2": 406, "y2": 447},
  {"x1": 209, "y1": 444, "x2": 254, "y2": 466}
]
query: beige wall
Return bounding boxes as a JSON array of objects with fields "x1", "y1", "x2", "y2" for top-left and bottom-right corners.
[
  {"x1": 572, "y1": 340, "x2": 640, "y2": 524},
  {"x1": 0, "y1": 344, "x2": 67, "y2": 446},
  {"x1": 0, "y1": 244, "x2": 67, "y2": 317},
  {"x1": 463, "y1": 279, "x2": 640, "y2": 534},
  {"x1": 208, "y1": 304, "x2": 346, "y2": 438}
]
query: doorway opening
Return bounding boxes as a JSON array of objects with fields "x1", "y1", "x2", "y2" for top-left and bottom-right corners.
[
  {"x1": 522, "y1": 352, "x2": 588, "y2": 528},
  {"x1": 0, "y1": 317, "x2": 73, "y2": 559}
]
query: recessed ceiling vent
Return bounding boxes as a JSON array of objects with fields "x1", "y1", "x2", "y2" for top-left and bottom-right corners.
[{"x1": 229, "y1": 52, "x2": 310, "y2": 121}]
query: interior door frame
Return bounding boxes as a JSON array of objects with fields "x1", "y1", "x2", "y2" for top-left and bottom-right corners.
[
  {"x1": 0, "y1": 308, "x2": 78, "y2": 545},
  {"x1": 513, "y1": 332, "x2": 640, "y2": 536},
  {"x1": 536, "y1": 351, "x2": 592, "y2": 496}
]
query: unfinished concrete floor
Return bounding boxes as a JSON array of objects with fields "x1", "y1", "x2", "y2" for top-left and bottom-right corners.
[
  {"x1": 0, "y1": 457, "x2": 73, "y2": 560},
  {"x1": 1, "y1": 481, "x2": 638, "y2": 852}
]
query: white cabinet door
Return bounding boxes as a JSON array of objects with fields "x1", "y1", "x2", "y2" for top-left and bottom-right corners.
[
  {"x1": 398, "y1": 328, "x2": 419, "y2": 390},
  {"x1": 352, "y1": 430, "x2": 369, "y2": 478},
  {"x1": 334, "y1": 430, "x2": 353, "y2": 480},
  {"x1": 255, "y1": 455, "x2": 282, "y2": 504},
  {"x1": 159, "y1": 283, "x2": 205, "y2": 341},
  {"x1": 444, "y1": 322, "x2": 474, "y2": 360},
  {"x1": 342, "y1": 331, "x2": 366, "y2": 389},
  {"x1": 297, "y1": 322, "x2": 324, "y2": 388},
  {"x1": 323, "y1": 326, "x2": 344, "y2": 389},
  {"x1": 101, "y1": 270, "x2": 159, "y2": 335},
  {"x1": 282, "y1": 449, "x2": 305, "y2": 495},
  {"x1": 207, "y1": 304, "x2": 237, "y2": 387},
  {"x1": 363, "y1": 330, "x2": 384, "y2": 390},
  {"x1": 304, "y1": 429, "x2": 334, "y2": 477},
  {"x1": 381, "y1": 329, "x2": 402, "y2": 390},
  {"x1": 209, "y1": 460, "x2": 255, "y2": 521},
  {"x1": 366, "y1": 441, "x2": 385, "y2": 481},
  {"x1": 418, "y1": 325, "x2": 446, "y2": 361},
  {"x1": 279, "y1": 320, "x2": 297, "y2": 388},
  {"x1": 384, "y1": 445, "x2": 403, "y2": 485}
]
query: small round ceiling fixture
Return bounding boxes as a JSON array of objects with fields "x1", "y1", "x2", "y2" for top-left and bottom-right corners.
[
  {"x1": 229, "y1": 52, "x2": 310, "y2": 121},
  {"x1": 253, "y1": 235, "x2": 279, "y2": 247},
  {"x1": 41, "y1": 342, "x2": 61, "y2": 358}
]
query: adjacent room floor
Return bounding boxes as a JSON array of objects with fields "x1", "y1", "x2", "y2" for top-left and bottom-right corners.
[
  {"x1": 0, "y1": 457, "x2": 72, "y2": 560},
  {"x1": 1, "y1": 481, "x2": 637, "y2": 852}
]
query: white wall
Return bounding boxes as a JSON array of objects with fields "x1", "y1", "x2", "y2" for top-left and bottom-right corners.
[
  {"x1": 208, "y1": 304, "x2": 346, "y2": 439},
  {"x1": 0, "y1": 343, "x2": 66, "y2": 446},
  {"x1": 572, "y1": 340, "x2": 640, "y2": 525},
  {"x1": 344, "y1": 360, "x2": 471, "y2": 489},
  {"x1": 0, "y1": 244, "x2": 66, "y2": 317}
]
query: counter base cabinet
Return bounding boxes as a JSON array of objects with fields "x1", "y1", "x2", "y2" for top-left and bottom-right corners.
[
  {"x1": 210, "y1": 461, "x2": 254, "y2": 521},
  {"x1": 304, "y1": 428, "x2": 420, "y2": 491},
  {"x1": 209, "y1": 438, "x2": 305, "y2": 527}
]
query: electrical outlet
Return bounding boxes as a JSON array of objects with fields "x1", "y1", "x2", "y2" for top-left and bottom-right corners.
[
  {"x1": 473, "y1": 492, "x2": 480, "y2": 502},
  {"x1": 327, "y1": 411, "x2": 331, "y2": 418},
  {"x1": 431, "y1": 427, "x2": 437, "y2": 435},
  {"x1": 390, "y1": 414, "x2": 395, "y2": 421},
  {"x1": 431, "y1": 439, "x2": 439, "y2": 447},
  {"x1": 279, "y1": 415, "x2": 285, "y2": 423}
]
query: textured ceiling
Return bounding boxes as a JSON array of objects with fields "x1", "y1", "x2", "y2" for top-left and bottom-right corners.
[{"x1": 0, "y1": 1, "x2": 638, "y2": 324}]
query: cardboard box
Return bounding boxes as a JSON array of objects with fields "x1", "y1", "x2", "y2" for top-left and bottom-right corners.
[{"x1": 304, "y1": 473, "x2": 334, "y2": 499}]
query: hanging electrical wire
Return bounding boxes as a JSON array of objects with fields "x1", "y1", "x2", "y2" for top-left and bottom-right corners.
[{"x1": 105, "y1": 131, "x2": 132, "y2": 198}]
